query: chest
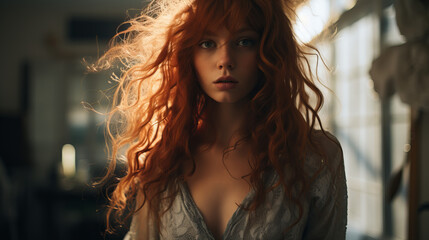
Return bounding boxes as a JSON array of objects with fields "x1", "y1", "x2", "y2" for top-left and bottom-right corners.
[{"x1": 185, "y1": 149, "x2": 253, "y2": 239}]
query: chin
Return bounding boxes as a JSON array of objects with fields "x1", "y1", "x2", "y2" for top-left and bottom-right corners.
[
  {"x1": 209, "y1": 94, "x2": 250, "y2": 104},
  {"x1": 212, "y1": 98, "x2": 236, "y2": 104}
]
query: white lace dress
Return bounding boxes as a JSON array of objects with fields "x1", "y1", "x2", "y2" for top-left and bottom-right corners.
[{"x1": 124, "y1": 134, "x2": 347, "y2": 240}]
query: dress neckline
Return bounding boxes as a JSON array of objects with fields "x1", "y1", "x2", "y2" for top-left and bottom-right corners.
[
  {"x1": 179, "y1": 181, "x2": 255, "y2": 239},
  {"x1": 179, "y1": 169, "x2": 277, "y2": 239}
]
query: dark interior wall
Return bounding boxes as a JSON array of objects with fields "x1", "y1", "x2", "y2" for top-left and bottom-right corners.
[
  {"x1": 0, "y1": 0, "x2": 145, "y2": 179},
  {"x1": 0, "y1": 1, "x2": 145, "y2": 239},
  {"x1": 0, "y1": 0, "x2": 144, "y2": 113}
]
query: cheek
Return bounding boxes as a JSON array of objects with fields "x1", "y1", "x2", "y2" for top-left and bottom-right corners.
[
  {"x1": 193, "y1": 55, "x2": 200, "y2": 74},
  {"x1": 193, "y1": 54, "x2": 207, "y2": 77},
  {"x1": 242, "y1": 53, "x2": 259, "y2": 74},
  {"x1": 193, "y1": 55, "x2": 208, "y2": 89}
]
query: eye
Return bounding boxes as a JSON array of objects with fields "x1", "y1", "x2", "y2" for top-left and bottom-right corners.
[
  {"x1": 237, "y1": 38, "x2": 255, "y2": 47},
  {"x1": 199, "y1": 40, "x2": 216, "y2": 49}
]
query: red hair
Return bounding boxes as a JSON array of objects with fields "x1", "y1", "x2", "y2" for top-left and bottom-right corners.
[{"x1": 96, "y1": 0, "x2": 332, "y2": 233}]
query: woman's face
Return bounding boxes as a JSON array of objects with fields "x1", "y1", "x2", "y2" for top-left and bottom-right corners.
[{"x1": 193, "y1": 23, "x2": 260, "y2": 104}]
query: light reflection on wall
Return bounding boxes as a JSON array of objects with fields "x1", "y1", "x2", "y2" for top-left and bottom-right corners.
[
  {"x1": 294, "y1": 0, "x2": 330, "y2": 44},
  {"x1": 62, "y1": 144, "x2": 76, "y2": 178},
  {"x1": 293, "y1": 0, "x2": 359, "y2": 44}
]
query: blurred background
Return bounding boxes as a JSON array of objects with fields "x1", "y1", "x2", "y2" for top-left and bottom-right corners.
[{"x1": 0, "y1": 0, "x2": 428, "y2": 239}]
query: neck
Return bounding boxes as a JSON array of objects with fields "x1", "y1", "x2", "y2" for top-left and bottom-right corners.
[{"x1": 206, "y1": 98, "x2": 250, "y2": 148}]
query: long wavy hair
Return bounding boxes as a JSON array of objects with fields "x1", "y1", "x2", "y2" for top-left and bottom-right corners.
[{"x1": 96, "y1": 0, "x2": 331, "y2": 234}]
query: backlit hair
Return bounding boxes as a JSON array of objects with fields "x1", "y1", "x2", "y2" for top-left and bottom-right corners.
[{"x1": 96, "y1": 0, "x2": 332, "y2": 234}]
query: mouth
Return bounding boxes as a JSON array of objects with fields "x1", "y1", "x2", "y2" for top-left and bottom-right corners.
[
  {"x1": 213, "y1": 76, "x2": 238, "y2": 90},
  {"x1": 214, "y1": 76, "x2": 238, "y2": 84}
]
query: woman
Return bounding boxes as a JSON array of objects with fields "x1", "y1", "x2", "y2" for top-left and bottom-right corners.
[{"x1": 97, "y1": 0, "x2": 347, "y2": 239}]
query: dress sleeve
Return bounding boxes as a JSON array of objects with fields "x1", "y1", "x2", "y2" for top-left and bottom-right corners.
[
  {"x1": 302, "y1": 143, "x2": 348, "y2": 240},
  {"x1": 124, "y1": 191, "x2": 160, "y2": 240}
]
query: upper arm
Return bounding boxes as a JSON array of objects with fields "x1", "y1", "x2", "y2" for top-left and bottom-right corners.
[
  {"x1": 124, "y1": 190, "x2": 160, "y2": 240},
  {"x1": 302, "y1": 139, "x2": 348, "y2": 240}
]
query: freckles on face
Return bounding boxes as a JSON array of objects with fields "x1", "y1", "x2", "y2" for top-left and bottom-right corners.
[{"x1": 193, "y1": 24, "x2": 260, "y2": 104}]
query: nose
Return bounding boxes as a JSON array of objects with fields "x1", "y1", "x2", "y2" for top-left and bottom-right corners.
[{"x1": 217, "y1": 44, "x2": 235, "y2": 70}]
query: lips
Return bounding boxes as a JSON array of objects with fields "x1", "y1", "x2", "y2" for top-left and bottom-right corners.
[
  {"x1": 214, "y1": 76, "x2": 238, "y2": 90},
  {"x1": 214, "y1": 76, "x2": 238, "y2": 84}
]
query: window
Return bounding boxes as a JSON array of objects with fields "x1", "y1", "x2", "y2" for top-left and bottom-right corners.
[{"x1": 300, "y1": 2, "x2": 409, "y2": 239}]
